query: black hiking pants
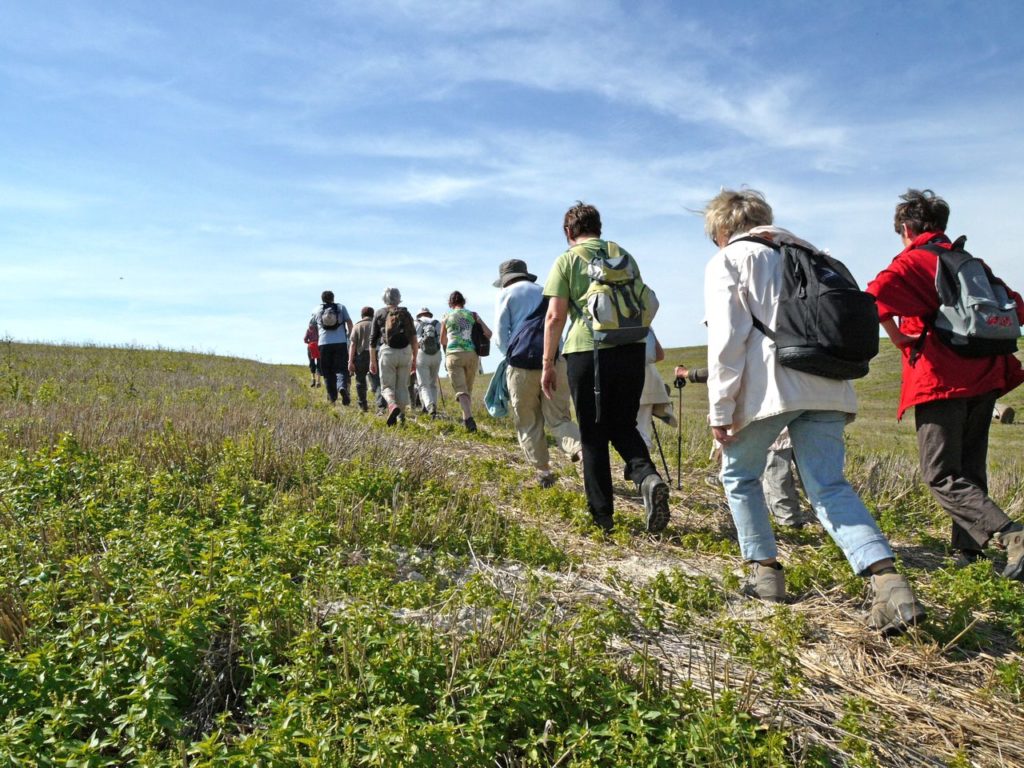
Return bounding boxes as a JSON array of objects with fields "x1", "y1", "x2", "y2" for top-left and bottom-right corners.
[
  {"x1": 352, "y1": 350, "x2": 380, "y2": 408},
  {"x1": 915, "y1": 391, "x2": 1011, "y2": 553},
  {"x1": 565, "y1": 344, "x2": 658, "y2": 523},
  {"x1": 319, "y1": 343, "x2": 349, "y2": 403}
]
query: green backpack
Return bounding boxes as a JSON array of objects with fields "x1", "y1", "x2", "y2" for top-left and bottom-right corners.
[
  {"x1": 571, "y1": 242, "x2": 659, "y2": 421},
  {"x1": 572, "y1": 242, "x2": 658, "y2": 345}
]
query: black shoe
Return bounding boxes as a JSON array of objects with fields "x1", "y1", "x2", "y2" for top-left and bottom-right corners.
[
  {"x1": 341, "y1": 390, "x2": 351, "y2": 406},
  {"x1": 463, "y1": 417, "x2": 477, "y2": 433},
  {"x1": 358, "y1": 401, "x2": 368, "y2": 412},
  {"x1": 386, "y1": 405, "x2": 401, "y2": 426},
  {"x1": 592, "y1": 514, "x2": 614, "y2": 532}
]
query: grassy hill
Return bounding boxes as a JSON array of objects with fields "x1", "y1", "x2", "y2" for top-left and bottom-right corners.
[{"x1": 1, "y1": 339, "x2": 1023, "y2": 766}]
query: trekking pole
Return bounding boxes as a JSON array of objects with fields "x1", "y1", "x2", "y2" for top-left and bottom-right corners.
[
  {"x1": 673, "y1": 376, "x2": 686, "y2": 490},
  {"x1": 651, "y1": 421, "x2": 671, "y2": 486}
]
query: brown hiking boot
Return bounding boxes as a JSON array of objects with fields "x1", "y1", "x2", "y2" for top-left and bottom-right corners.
[
  {"x1": 741, "y1": 562, "x2": 786, "y2": 603},
  {"x1": 867, "y1": 572, "x2": 926, "y2": 637},
  {"x1": 992, "y1": 524, "x2": 1024, "y2": 581}
]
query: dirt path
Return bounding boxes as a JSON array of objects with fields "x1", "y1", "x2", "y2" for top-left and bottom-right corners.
[{"x1": 429, "y1": 419, "x2": 1024, "y2": 767}]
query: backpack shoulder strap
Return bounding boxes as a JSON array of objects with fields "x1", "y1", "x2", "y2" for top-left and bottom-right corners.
[{"x1": 732, "y1": 235, "x2": 781, "y2": 251}]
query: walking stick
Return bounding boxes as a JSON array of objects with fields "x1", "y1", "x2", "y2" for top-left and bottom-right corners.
[
  {"x1": 674, "y1": 376, "x2": 685, "y2": 490},
  {"x1": 651, "y1": 421, "x2": 671, "y2": 486}
]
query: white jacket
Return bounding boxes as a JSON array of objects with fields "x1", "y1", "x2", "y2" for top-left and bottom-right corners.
[{"x1": 704, "y1": 225, "x2": 858, "y2": 433}]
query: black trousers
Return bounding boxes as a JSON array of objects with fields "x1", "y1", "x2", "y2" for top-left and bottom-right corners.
[
  {"x1": 319, "y1": 343, "x2": 349, "y2": 403},
  {"x1": 565, "y1": 344, "x2": 657, "y2": 520},
  {"x1": 915, "y1": 391, "x2": 1010, "y2": 552},
  {"x1": 351, "y1": 350, "x2": 380, "y2": 407}
]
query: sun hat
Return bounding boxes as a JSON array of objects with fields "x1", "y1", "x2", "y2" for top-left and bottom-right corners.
[
  {"x1": 492, "y1": 259, "x2": 537, "y2": 288},
  {"x1": 416, "y1": 307, "x2": 433, "y2": 318}
]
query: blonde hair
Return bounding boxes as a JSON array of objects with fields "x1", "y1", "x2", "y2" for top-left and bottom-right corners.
[{"x1": 703, "y1": 188, "x2": 773, "y2": 243}]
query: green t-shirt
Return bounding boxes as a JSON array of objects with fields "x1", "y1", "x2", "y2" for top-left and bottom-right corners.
[
  {"x1": 443, "y1": 308, "x2": 477, "y2": 353},
  {"x1": 542, "y1": 238, "x2": 646, "y2": 355}
]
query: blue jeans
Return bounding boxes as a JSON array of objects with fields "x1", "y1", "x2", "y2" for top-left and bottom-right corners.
[{"x1": 720, "y1": 410, "x2": 893, "y2": 574}]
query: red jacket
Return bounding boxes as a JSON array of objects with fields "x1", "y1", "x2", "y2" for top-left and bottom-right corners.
[
  {"x1": 304, "y1": 325, "x2": 320, "y2": 359},
  {"x1": 867, "y1": 231, "x2": 1024, "y2": 420}
]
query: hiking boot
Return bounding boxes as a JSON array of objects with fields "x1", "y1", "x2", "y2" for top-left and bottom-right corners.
[
  {"x1": 463, "y1": 417, "x2": 477, "y2": 433},
  {"x1": 341, "y1": 389, "x2": 351, "y2": 406},
  {"x1": 742, "y1": 562, "x2": 786, "y2": 603},
  {"x1": 538, "y1": 471, "x2": 556, "y2": 489},
  {"x1": 992, "y1": 523, "x2": 1024, "y2": 580},
  {"x1": 310, "y1": 377, "x2": 316, "y2": 387},
  {"x1": 571, "y1": 450, "x2": 582, "y2": 463},
  {"x1": 358, "y1": 400, "x2": 369, "y2": 413},
  {"x1": 640, "y1": 473, "x2": 670, "y2": 533},
  {"x1": 385, "y1": 404, "x2": 401, "y2": 427},
  {"x1": 592, "y1": 513, "x2": 614, "y2": 532},
  {"x1": 867, "y1": 572, "x2": 926, "y2": 636}
]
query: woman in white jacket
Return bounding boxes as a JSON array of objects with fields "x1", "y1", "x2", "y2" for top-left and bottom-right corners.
[{"x1": 702, "y1": 188, "x2": 925, "y2": 636}]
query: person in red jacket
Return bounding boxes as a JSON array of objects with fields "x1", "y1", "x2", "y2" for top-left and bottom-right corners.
[
  {"x1": 867, "y1": 189, "x2": 1024, "y2": 579},
  {"x1": 304, "y1": 323, "x2": 321, "y2": 388}
]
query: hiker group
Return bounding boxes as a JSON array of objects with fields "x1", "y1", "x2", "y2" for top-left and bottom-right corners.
[{"x1": 305, "y1": 190, "x2": 1024, "y2": 637}]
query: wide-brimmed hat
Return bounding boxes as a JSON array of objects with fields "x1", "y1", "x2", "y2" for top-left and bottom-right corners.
[
  {"x1": 416, "y1": 307, "x2": 433, "y2": 318},
  {"x1": 493, "y1": 259, "x2": 537, "y2": 288}
]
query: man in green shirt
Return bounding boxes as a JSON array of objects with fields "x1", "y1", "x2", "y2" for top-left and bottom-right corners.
[{"x1": 541, "y1": 202, "x2": 671, "y2": 533}]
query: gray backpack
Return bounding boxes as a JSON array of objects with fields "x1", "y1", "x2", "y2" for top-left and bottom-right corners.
[
  {"x1": 921, "y1": 236, "x2": 1020, "y2": 357},
  {"x1": 319, "y1": 303, "x2": 341, "y2": 330}
]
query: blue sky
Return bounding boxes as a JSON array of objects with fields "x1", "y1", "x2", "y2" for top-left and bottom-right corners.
[{"x1": 2, "y1": 1, "x2": 1022, "y2": 367}]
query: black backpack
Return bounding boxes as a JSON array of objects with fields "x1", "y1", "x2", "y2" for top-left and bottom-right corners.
[
  {"x1": 470, "y1": 312, "x2": 490, "y2": 357},
  {"x1": 919, "y1": 236, "x2": 1020, "y2": 358},
  {"x1": 506, "y1": 296, "x2": 548, "y2": 370},
  {"x1": 736, "y1": 236, "x2": 879, "y2": 380}
]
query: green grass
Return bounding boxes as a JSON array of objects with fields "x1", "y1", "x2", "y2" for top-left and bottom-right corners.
[{"x1": 1, "y1": 339, "x2": 1023, "y2": 766}]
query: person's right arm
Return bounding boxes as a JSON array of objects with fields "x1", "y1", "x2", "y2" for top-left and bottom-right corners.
[
  {"x1": 369, "y1": 313, "x2": 380, "y2": 374},
  {"x1": 494, "y1": 293, "x2": 513, "y2": 354},
  {"x1": 705, "y1": 248, "x2": 748, "y2": 444},
  {"x1": 541, "y1": 297, "x2": 568, "y2": 399}
]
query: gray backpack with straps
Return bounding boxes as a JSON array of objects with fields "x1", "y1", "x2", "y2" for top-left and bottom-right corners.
[{"x1": 921, "y1": 236, "x2": 1020, "y2": 357}]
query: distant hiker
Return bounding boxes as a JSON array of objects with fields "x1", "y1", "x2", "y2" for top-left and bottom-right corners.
[
  {"x1": 493, "y1": 258, "x2": 582, "y2": 488},
  {"x1": 369, "y1": 288, "x2": 418, "y2": 426},
  {"x1": 304, "y1": 322, "x2": 321, "y2": 388},
  {"x1": 702, "y1": 188, "x2": 924, "y2": 635},
  {"x1": 636, "y1": 330, "x2": 676, "y2": 450},
  {"x1": 348, "y1": 306, "x2": 379, "y2": 412},
  {"x1": 541, "y1": 201, "x2": 671, "y2": 533},
  {"x1": 415, "y1": 308, "x2": 443, "y2": 419},
  {"x1": 867, "y1": 189, "x2": 1024, "y2": 579},
  {"x1": 311, "y1": 290, "x2": 353, "y2": 405},
  {"x1": 679, "y1": 381, "x2": 806, "y2": 529},
  {"x1": 441, "y1": 290, "x2": 491, "y2": 432}
]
